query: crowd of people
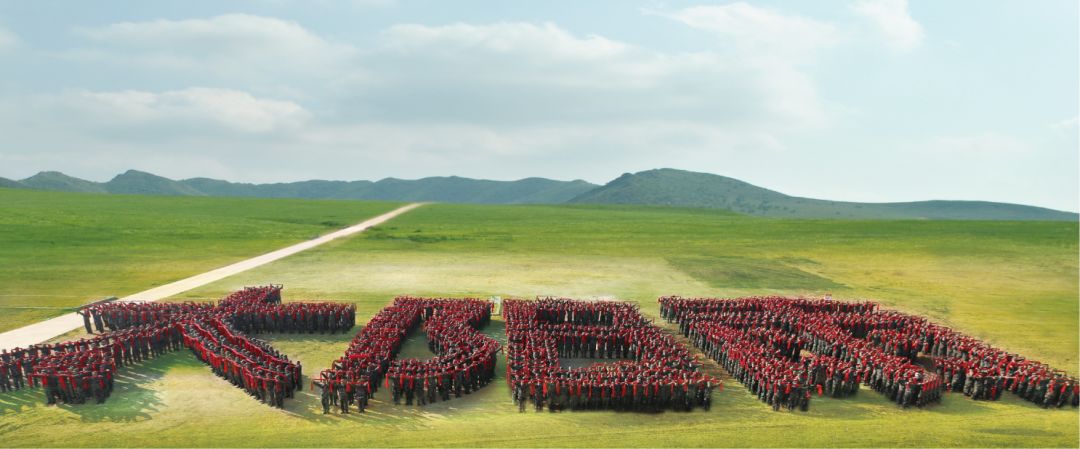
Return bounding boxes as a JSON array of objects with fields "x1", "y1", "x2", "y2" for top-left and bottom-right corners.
[
  {"x1": 505, "y1": 298, "x2": 719, "y2": 412},
  {"x1": 4, "y1": 285, "x2": 352, "y2": 408},
  {"x1": 11, "y1": 286, "x2": 1074, "y2": 415},
  {"x1": 853, "y1": 310, "x2": 1079, "y2": 408},
  {"x1": 315, "y1": 297, "x2": 499, "y2": 414},
  {"x1": 660, "y1": 295, "x2": 1077, "y2": 411},
  {"x1": 0, "y1": 321, "x2": 183, "y2": 404},
  {"x1": 78, "y1": 300, "x2": 216, "y2": 333},
  {"x1": 77, "y1": 285, "x2": 356, "y2": 337}
]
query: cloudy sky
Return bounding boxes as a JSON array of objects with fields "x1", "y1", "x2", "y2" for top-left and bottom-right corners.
[{"x1": 0, "y1": 1, "x2": 1076, "y2": 210}]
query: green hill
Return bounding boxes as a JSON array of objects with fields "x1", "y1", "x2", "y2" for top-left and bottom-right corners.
[
  {"x1": 19, "y1": 171, "x2": 107, "y2": 193},
  {"x1": 12, "y1": 170, "x2": 597, "y2": 204},
  {"x1": 569, "y1": 168, "x2": 1078, "y2": 221},
  {"x1": 181, "y1": 178, "x2": 376, "y2": 199},
  {"x1": 0, "y1": 177, "x2": 25, "y2": 189},
  {"x1": 359, "y1": 176, "x2": 597, "y2": 203},
  {"x1": 10, "y1": 168, "x2": 1074, "y2": 220},
  {"x1": 106, "y1": 170, "x2": 206, "y2": 196},
  {"x1": 181, "y1": 175, "x2": 595, "y2": 203}
]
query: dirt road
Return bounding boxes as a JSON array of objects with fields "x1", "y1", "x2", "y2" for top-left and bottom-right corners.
[{"x1": 0, "y1": 202, "x2": 424, "y2": 351}]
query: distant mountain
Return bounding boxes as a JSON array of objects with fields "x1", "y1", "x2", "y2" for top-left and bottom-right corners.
[
  {"x1": 178, "y1": 175, "x2": 596, "y2": 203},
  {"x1": 181, "y1": 178, "x2": 374, "y2": 199},
  {"x1": 9, "y1": 170, "x2": 598, "y2": 205},
  {"x1": 0, "y1": 177, "x2": 25, "y2": 189},
  {"x1": 20, "y1": 171, "x2": 107, "y2": 193},
  {"x1": 569, "y1": 168, "x2": 1078, "y2": 221},
  {"x1": 106, "y1": 170, "x2": 206, "y2": 196},
  {"x1": 5, "y1": 168, "x2": 1074, "y2": 220},
  {"x1": 355, "y1": 176, "x2": 598, "y2": 204}
]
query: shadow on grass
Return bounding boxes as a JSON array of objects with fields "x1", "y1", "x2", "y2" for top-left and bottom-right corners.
[
  {"x1": 0, "y1": 351, "x2": 181, "y2": 423},
  {"x1": 62, "y1": 353, "x2": 180, "y2": 423},
  {"x1": 0, "y1": 386, "x2": 42, "y2": 415}
]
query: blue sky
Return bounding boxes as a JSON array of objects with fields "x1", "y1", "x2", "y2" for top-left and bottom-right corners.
[{"x1": 0, "y1": 0, "x2": 1076, "y2": 211}]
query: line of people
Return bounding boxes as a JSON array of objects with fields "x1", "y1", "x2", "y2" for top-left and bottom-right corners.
[
  {"x1": 79, "y1": 301, "x2": 215, "y2": 333},
  {"x1": 227, "y1": 302, "x2": 355, "y2": 335},
  {"x1": 505, "y1": 298, "x2": 719, "y2": 413},
  {"x1": 79, "y1": 286, "x2": 356, "y2": 337},
  {"x1": 316, "y1": 297, "x2": 499, "y2": 414},
  {"x1": 181, "y1": 318, "x2": 302, "y2": 408}
]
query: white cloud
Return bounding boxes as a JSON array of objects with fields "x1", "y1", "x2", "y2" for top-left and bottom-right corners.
[
  {"x1": 0, "y1": 5, "x2": 1074, "y2": 212},
  {"x1": 72, "y1": 14, "x2": 355, "y2": 82},
  {"x1": 375, "y1": 22, "x2": 661, "y2": 91},
  {"x1": 0, "y1": 25, "x2": 17, "y2": 50},
  {"x1": 851, "y1": 0, "x2": 924, "y2": 51},
  {"x1": 647, "y1": 5, "x2": 840, "y2": 127},
  {"x1": 41, "y1": 87, "x2": 310, "y2": 134},
  {"x1": 66, "y1": 14, "x2": 832, "y2": 130},
  {"x1": 382, "y1": 22, "x2": 630, "y2": 61},
  {"x1": 360, "y1": 21, "x2": 830, "y2": 129},
  {"x1": 1050, "y1": 116, "x2": 1079, "y2": 131},
  {"x1": 658, "y1": 3, "x2": 840, "y2": 63},
  {"x1": 15, "y1": 16, "x2": 833, "y2": 183}
]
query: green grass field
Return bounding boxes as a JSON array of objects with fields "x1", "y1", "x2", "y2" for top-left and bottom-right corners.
[
  {"x1": 0, "y1": 188, "x2": 401, "y2": 332},
  {"x1": 1, "y1": 200, "x2": 1077, "y2": 447}
]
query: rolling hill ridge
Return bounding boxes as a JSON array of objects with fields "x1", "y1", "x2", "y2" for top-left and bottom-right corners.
[
  {"x1": 568, "y1": 169, "x2": 1077, "y2": 221},
  {"x1": 3, "y1": 170, "x2": 598, "y2": 205},
  {"x1": 2, "y1": 168, "x2": 1075, "y2": 220}
]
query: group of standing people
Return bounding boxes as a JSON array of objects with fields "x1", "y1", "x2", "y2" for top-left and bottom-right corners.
[
  {"x1": 1, "y1": 321, "x2": 183, "y2": 405},
  {"x1": 8, "y1": 285, "x2": 352, "y2": 408},
  {"x1": 13, "y1": 286, "x2": 1074, "y2": 416},
  {"x1": 853, "y1": 310, "x2": 1079, "y2": 408},
  {"x1": 661, "y1": 295, "x2": 1076, "y2": 411},
  {"x1": 79, "y1": 286, "x2": 356, "y2": 337},
  {"x1": 316, "y1": 297, "x2": 499, "y2": 414},
  {"x1": 180, "y1": 316, "x2": 303, "y2": 409},
  {"x1": 505, "y1": 298, "x2": 718, "y2": 413}
]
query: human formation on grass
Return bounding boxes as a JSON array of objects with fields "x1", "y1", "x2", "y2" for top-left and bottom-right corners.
[
  {"x1": 661, "y1": 296, "x2": 1080, "y2": 410},
  {"x1": 504, "y1": 298, "x2": 719, "y2": 412},
  {"x1": 0, "y1": 285, "x2": 1076, "y2": 414},
  {"x1": 0, "y1": 285, "x2": 353, "y2": 407},
  {"x1": 312, "y1": 297, "x2": 499, "y2": 414}
]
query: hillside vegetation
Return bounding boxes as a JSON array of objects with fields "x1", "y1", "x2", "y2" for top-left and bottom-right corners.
[
  {"x1": 6, "y1": 170, "x2": 598, "y2": 204},
  {"x1": 0, "y1": 188, "x2": 400, "y2": 332},
  {"x1": 569, "y1": 169, "x2": 1078, "y2": 220},
  {"x1": 6, "y1": 168, "x2": 1075, "y2": 220},
  {"x1": 19, "y1": 171, "x2": 107, "y2": 193}
]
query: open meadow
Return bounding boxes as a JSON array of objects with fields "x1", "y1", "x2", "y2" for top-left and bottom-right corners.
[
  {"x1": 0, "y1": 188, "x2": 401, "y2": 332},
  {"x1": 0, "y1": 199, "x2": 1076, "y2": 447}
]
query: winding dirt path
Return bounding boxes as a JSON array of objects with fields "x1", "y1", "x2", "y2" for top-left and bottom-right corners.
[{"x1": 0, "y1": 202, "x2": 425, "y2": 351}]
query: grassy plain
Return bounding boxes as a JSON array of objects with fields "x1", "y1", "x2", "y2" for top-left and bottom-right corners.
[
  {"x1": 0, "y1": 188, "x2": 401, "y2": 332},
  {"x1": 1, "y1": 202, "x2": 1077, "y2": 447}
]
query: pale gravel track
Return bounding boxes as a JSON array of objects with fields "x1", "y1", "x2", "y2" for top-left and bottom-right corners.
[{"x1": 0, "y1": 202, "x2": 425, "y2": 351}]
